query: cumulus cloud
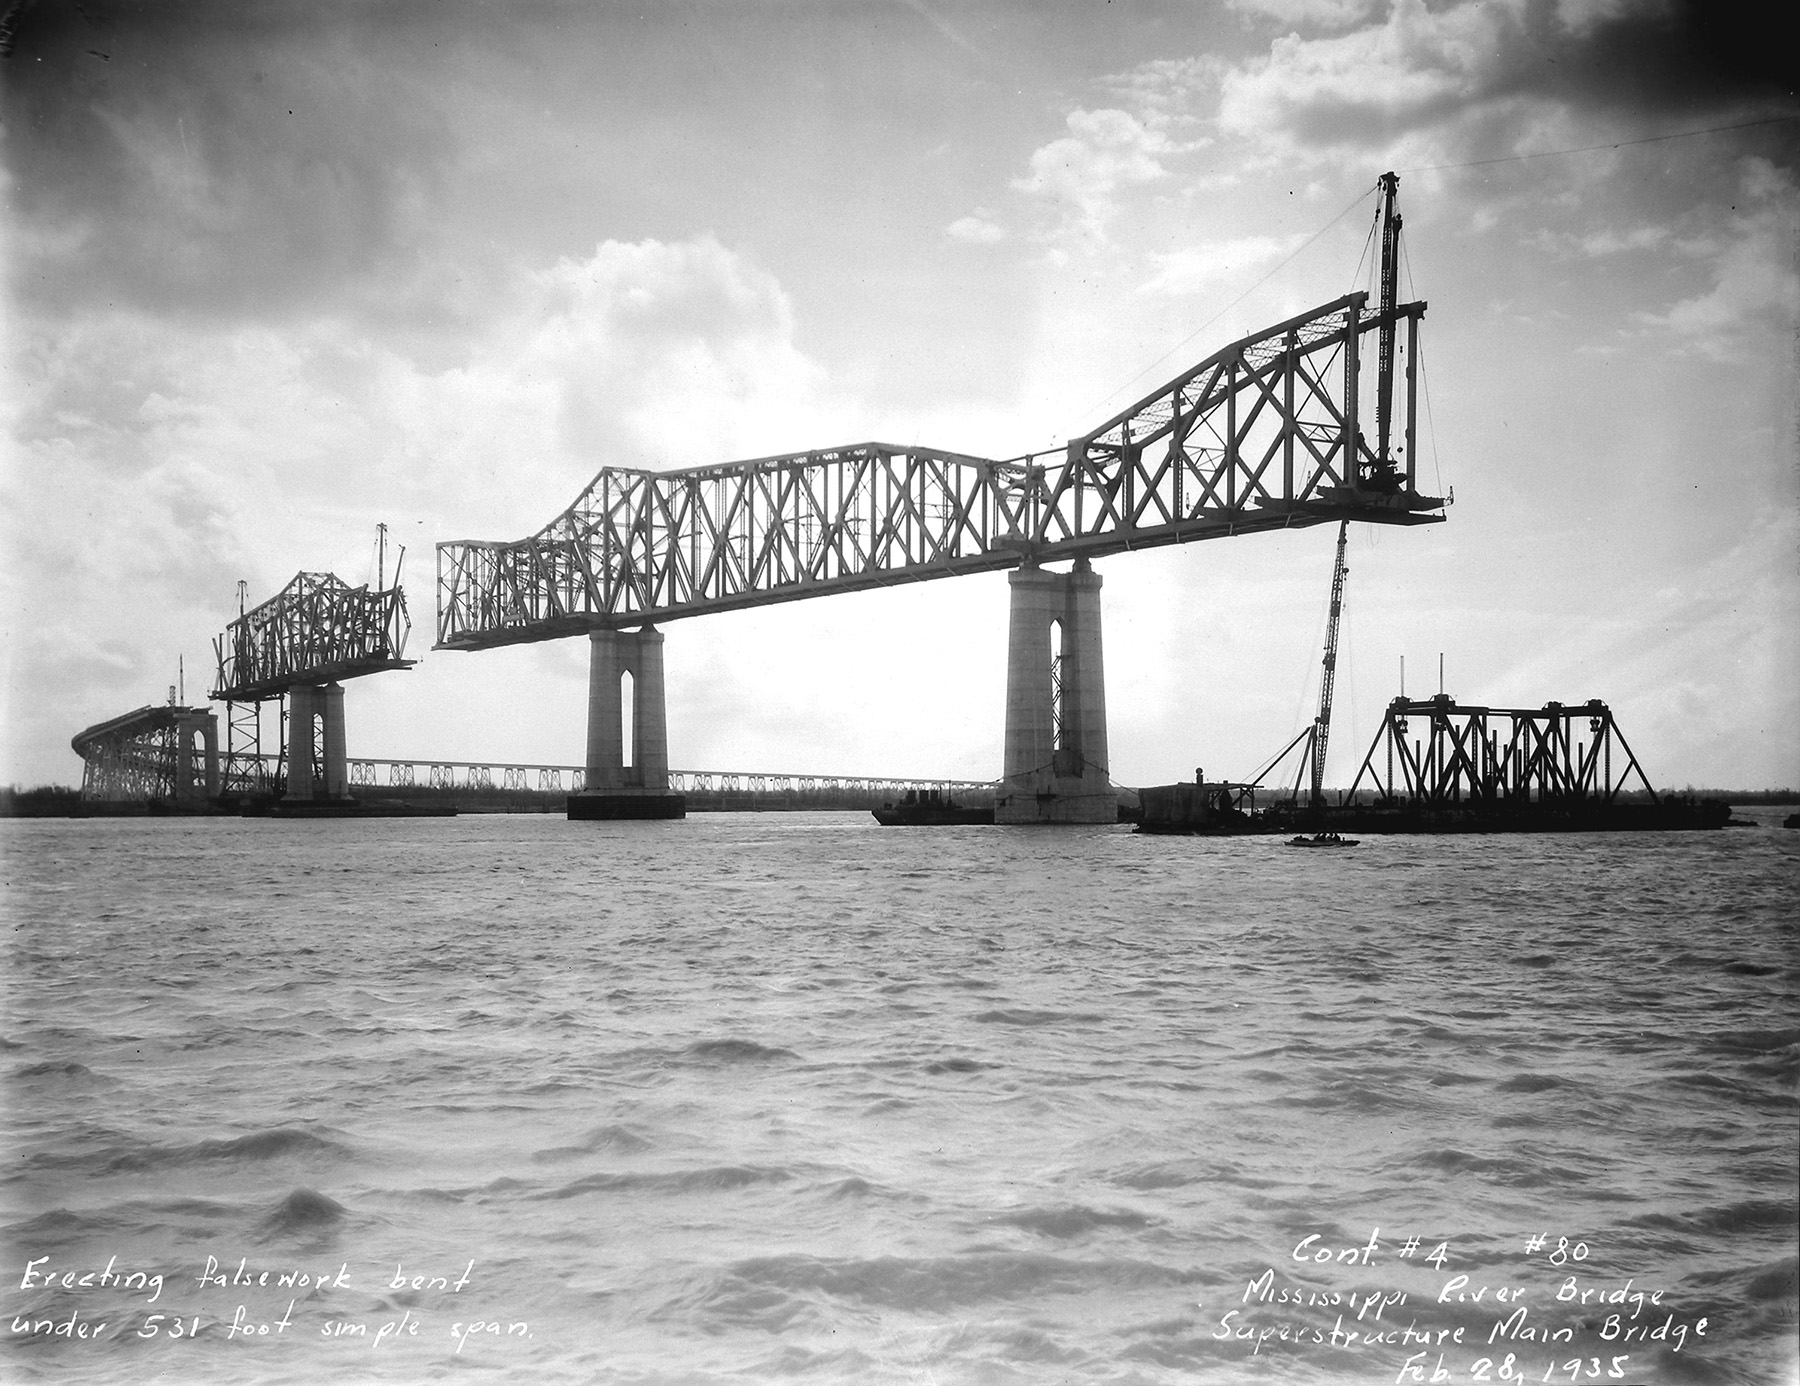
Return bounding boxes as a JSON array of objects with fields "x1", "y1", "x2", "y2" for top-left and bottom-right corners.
[
  {"x1": 1634, "y1": 161, "x2": 1800, "y2": 361},
  {"x1": 1216, "y1": 0, "x2": 1799, "y2": 164},
  {"x1": 1526, "y1": 223, "x2": 1682, "y2": 260},
  {"x1": 1218, "y1": 0, "x2": 1513, "y2": 154},
  {"x1": 1012, "y1": 108, "x2": 1185, "y2": 245},
  {"x1": 516, "y1": 236, "x2": 837, "y2": 472},
  {"x1": 3, "y1": 233, "x2": 851, "y2": 782},
  {"x1": 1138, "y1": 234, "x2": 1311, "y2": 296},
  {"x1": 1224, "y1": 0, "x2": 1379, "y2": 31},
  {"x1": 1098, "y1": 57, "x2": 1224, "y2": 132},
  {"x1": 5, "y1": 1, "x2": 456, "y2": 324},
  {"x1": 946, "y1": 213, "x2": 1005, "y2": 244}
]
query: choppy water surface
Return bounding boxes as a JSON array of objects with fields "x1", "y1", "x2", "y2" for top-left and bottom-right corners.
[{"x1": 3, "y1": 812, "x2": 1795, "y2": 1385}]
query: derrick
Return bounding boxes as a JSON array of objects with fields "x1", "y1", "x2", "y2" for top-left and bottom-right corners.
[{"x1": 1311, "y1": 521, "x2": 1350, "y2": 808}]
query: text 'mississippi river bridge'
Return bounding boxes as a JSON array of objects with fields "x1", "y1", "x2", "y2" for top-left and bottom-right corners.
[{"x1": 435, "y1": 175, "x2": 1444, "y2": 821}]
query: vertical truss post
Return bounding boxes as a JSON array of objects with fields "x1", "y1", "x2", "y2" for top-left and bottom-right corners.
[
  {"x1": 1225, "y1": 357, "x2": 1239, "y2": 509},
  {"x1": 1405, "y1": 311, "x2": 1419, "y2": 493},
  {"x1": 1283, "y1": 329, "x2": 1297, "y2": 499},
  {"x1": 1376, "y1": 170, "x2": 1401, "y2": 470},
  {"x1": 1342, "y1": 302, "x2": 1360, "y2": 490}
]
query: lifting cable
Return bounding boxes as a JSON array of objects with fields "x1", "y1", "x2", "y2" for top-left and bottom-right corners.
[{"x1": 1061, "y1": 180, "x2": 1383, "y2": 437}]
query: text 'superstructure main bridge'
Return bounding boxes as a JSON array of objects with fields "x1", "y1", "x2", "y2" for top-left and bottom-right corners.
[{"x1": 436, "y1": 291, "x2": 1442, "y2": 651}]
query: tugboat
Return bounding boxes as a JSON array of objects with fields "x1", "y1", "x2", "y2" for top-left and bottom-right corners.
[{"x1": 872, "y1": 787, "x2": 994, "y2": 826}]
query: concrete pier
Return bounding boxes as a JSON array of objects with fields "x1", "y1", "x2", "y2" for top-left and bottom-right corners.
[
  {"x1": 996, "y1": 560, "x2": 1114, "y2": 824},
  {"x1": 287, "y1": 685, "x2": 317, "y2": 799},
  {"x1": 284, "y1": 683, "x2": 348, "y2": 800},
  {"x1": 321, "y1": 683, "x2": 347, "y2": 797},
  {"x1": 570, "y1": 626, "x2": 686, "y2": 819},
  {"x1": 172, "y1": 708, "x2": 220, "y2": 806}
]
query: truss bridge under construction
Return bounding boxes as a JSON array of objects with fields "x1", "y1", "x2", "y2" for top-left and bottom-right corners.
[
  {"x1": 211, "y1": 561, "x2": 415, "y2": 807},
  {"x1": 437, "y1": 175, "x2": 1442, "y2": 821}
]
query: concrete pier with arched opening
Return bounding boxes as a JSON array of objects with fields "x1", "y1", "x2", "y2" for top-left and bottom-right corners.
[
  {"x1": 996, "y1": 560, "x2": 1113, "y2": 823},
  {"x1": 570, "y1": 626, "x2": 684, "y2": 819}
]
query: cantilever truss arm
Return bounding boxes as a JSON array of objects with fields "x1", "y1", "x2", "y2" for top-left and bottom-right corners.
[
  {"x1": 436, "y1": 293, "x2": 1442, "y2": 650},
  {"x1": 213, "y1": 572, "x2": 414, "y2": 701}
]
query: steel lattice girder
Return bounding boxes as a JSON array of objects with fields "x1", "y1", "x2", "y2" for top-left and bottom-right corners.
[
  {"x1": 436, "y1": 292, "x2": 1442, "y2": 650},
  {"x1": 213, "y1": 571, "x2": 415, "y2": 700},
  {"x1": 231, "y1": 752, "x2": 994, "y2": 799},
  {"x1": 1348, "y1": 697, "x2": 1655, "y2": 806}
]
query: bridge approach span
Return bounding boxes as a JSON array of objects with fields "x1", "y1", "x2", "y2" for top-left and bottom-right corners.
[{"x1": 435, "y1": 291, "x2": 1440, "y2": 649}]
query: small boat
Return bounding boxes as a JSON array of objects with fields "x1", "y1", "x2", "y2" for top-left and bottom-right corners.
[
  {"x1": 1287, "y1": 832, "x2": 1358, "y2": 848},
  {"x1": 873, "y1": 787, "x2": 994, "y2": 826}
]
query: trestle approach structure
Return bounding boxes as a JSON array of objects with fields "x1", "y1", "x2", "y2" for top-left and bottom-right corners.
[
  {"x1": 71, "y1": 704, "x2": 219, "y2": 807},
  {"x1": 228, "y1": 752, "x2": 990, "y2": 807},
  {"x1": 212, "y1": 569, "x2": 414, "y2": 802},
  {"x1": 437, "y1": 182, "x2": 1444, "y2": 821}
]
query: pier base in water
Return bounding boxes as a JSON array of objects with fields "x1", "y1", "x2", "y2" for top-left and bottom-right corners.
[{"x1": 567, "y1": 792, "x2": 687, "y2": 821}]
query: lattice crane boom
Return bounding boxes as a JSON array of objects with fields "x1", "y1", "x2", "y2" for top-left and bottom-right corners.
[{"x1": 1310, "y1": 520, "x2": 1350, "y2": 808}]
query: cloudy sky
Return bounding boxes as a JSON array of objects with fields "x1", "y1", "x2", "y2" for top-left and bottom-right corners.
[{"x1": 5, "y1": 0, "x2": 1795, "y2": 793}]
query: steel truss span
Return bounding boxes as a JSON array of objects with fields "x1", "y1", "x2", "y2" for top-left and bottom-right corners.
[
  {"x1": 1348, "y1": 696, "x2": 1657, "y2": 807},
  {"x1": 436, "y1": 292, "x2": 1443, "y2": 650},
  {"x1": 213, "y1": 571, "x2": 415, "y2": 701},
  {"x1": 232, "y1": 753, "x2": 990, "y2": 798}
]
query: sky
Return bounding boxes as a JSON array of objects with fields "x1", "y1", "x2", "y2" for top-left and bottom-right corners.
[{"x1": 4, "y1": 0, "x2": 1796, "y2": 794}]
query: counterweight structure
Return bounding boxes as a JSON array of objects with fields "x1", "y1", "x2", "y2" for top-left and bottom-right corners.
[
  {"x1": 212, "y1": 569, "x2": 414, "y2": 801},
  {"x1": 436, "y1": 176, "x2": 1443, "y2": 821}
]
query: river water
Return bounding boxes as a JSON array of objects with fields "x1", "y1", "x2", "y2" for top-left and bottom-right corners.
[{"x1": 3, "y1": 810, "x2": 1796, "y2": 1385}]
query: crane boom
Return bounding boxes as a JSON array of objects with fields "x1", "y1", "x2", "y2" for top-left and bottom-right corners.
[
  {"x1": 1310, "y1": 520, "x2": 1349, "y2": 808},
  {"x1": 1309, "y1": 173, "x2": 1402, "y2": 807}
]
